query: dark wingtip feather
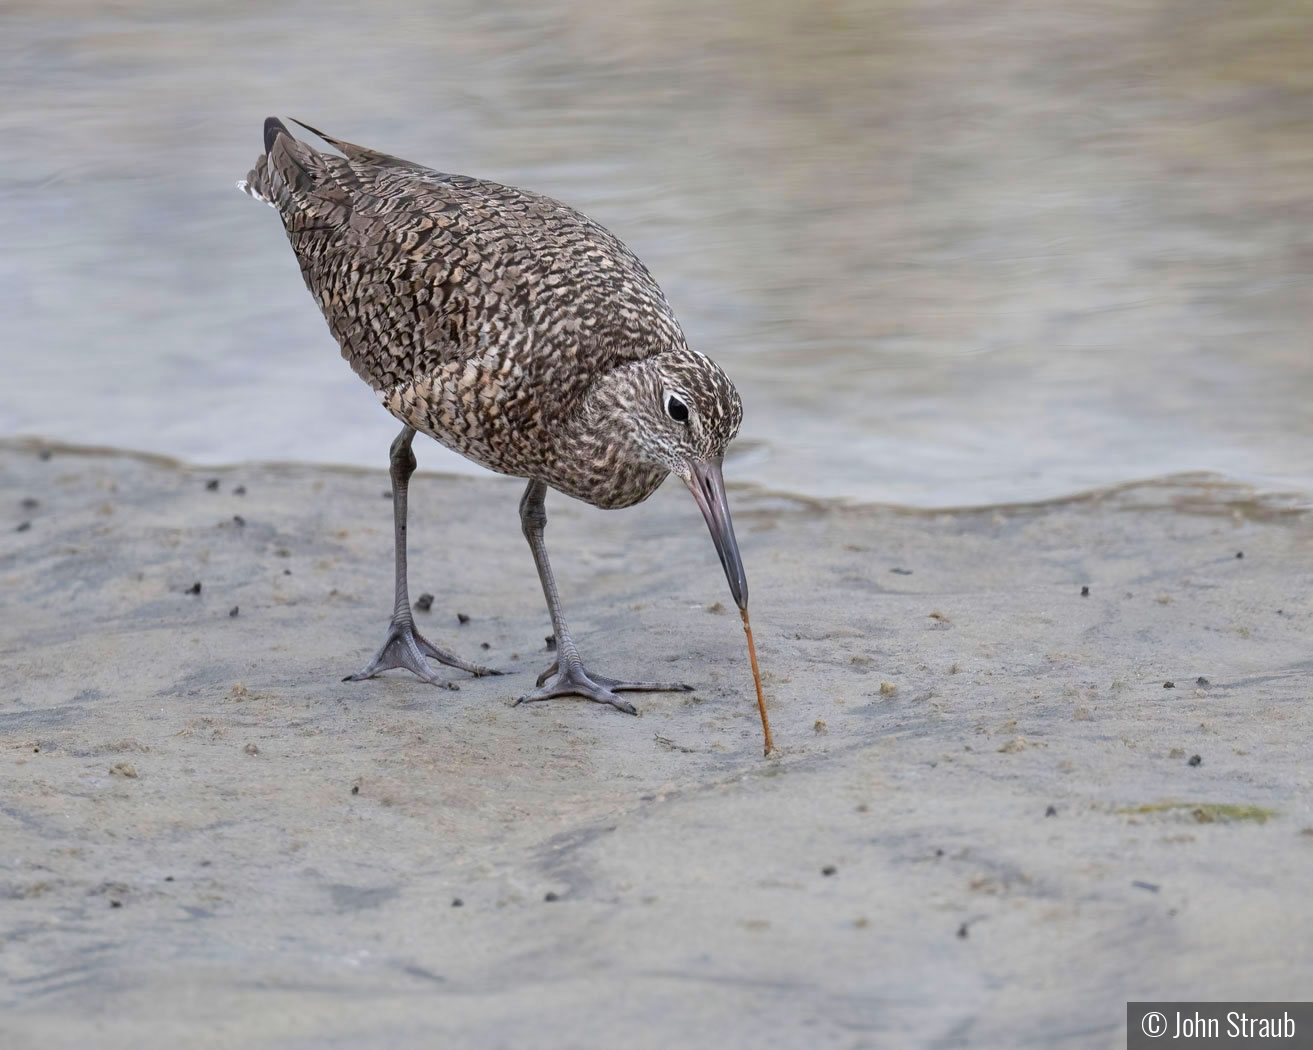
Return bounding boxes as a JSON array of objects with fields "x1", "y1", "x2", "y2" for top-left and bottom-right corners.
[
  {"x1": 263, "y1": 116, "x2": 291, "y2": 155},
  {"x1": 288, "y1": 117, "x2": 330, "y2": 142},
  {"x1": 284, "y1": 118, "x2": 413, "y2": 169}
]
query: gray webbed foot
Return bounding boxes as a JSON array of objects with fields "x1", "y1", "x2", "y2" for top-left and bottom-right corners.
[
  {"x1": 517, "y1": 660, "x2": 693, "y2": 714},
  {"x1": 345, "y1": 620, "x2": 502, "y2": 687}
]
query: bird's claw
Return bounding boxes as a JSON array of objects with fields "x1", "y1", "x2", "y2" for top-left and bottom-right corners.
[
  {"x1": 516, "y1": 661, "x2": 692, "y2": 715},
  {"x1": 345, "y1": 620, "x2": 502, "y2": 686}
]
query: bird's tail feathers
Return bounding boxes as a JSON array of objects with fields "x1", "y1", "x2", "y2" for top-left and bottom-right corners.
[{"x1": 236, "y1": 116, "x2": 326, "y2": 214}]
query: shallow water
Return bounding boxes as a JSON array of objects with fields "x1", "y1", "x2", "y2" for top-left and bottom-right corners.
[{"x1": 3, "y1": 0, "x2": 1311, "y2": 507}]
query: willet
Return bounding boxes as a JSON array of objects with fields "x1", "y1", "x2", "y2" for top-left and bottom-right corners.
[{"x1": 241, "y1": 118, "x2": 773, "y2": 751}]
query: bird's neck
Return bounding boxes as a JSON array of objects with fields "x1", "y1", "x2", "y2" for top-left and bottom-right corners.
[{"x1": 550, "y1": 413, "x2": 669, "y2": 510}]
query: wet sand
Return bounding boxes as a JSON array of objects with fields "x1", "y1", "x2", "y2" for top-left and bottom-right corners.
[{"x1": 2, "y1": 440, "x2": 1311, "y2": 1048}]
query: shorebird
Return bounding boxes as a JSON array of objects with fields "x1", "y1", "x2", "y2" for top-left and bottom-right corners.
[{"x1": 240, "y1": 118, "x2": 770, "y2": 740}]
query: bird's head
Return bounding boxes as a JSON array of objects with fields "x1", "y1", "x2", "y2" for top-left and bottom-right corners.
[
  {"x1": 628, "y1": 349, "x2": 743, "y2": 472},
  {"x1": 591, "y1": 348, "x2": 748, "y2": 609}
]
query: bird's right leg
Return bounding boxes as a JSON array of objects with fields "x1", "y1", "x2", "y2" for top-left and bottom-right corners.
[
  {"x1": 344, "y1": 425, "x2": 500, "y2": 687},
  {"x1": 514, "y1": 479, "x2": 691, "y2": 714}
]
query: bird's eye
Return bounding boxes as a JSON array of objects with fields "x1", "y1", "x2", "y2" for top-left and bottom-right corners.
[{"x1": 665, "y1": 394, "x2": 690, "y2": 423}]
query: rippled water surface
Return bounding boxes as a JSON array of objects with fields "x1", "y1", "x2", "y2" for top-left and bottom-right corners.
[{"x1": 3, "y1": 0, "x2": 1312, "y2": 505}]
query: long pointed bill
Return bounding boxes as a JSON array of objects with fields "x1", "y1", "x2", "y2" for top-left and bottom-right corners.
[
  {"x1": 684, "y1": 459, "x2": 747, "y2": 611},
  {"x1": 684, "y1": 459, "x2": 776, "y2": 757}
]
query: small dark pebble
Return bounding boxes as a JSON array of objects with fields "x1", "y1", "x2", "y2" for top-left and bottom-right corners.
[
  {"x1": 205, "y1": 479, "x2": 219, "y2": 491},
  {"x1": 232, "y1": 515, "x2": 245, "y2": 527},
  {"x1": 383, "y1": 490, "x2": 393, "y2": 499},
  {"x1": 414, "y1": 593, "x2": 434, "y2": 613},
  {"x1": 457, "y1": 612, "x2": 470, "y2": 624},
  {"x1": 821, "y1": 865, "x2": 837, "y2": 877},
  {"x1": 545, "y1": 634, "x2": 557, "y2": 651},
  {"x1": 15, "y1": 521, "x2": 31, "y2": 533},
  {"x1": 1196, "y1": 676, "x2": 1209, "y2": 686},
  {"x1": 544, "y1": 892, "x2": 559, "y2": 902},
  {"x1": 452, "y1": 898, "x2": 463, "y2": 908},
  {"x1": 351, "y1": 785, "x2": 359, "y2": 795},
  {"x1": 1162, "y1": 680, "x2": 1174, "y2": 689},
  {"x1": 956, "y1": 923, "x2": 969, "y2": 939},
  {"x1": 1235, "y1": 551, "x2": 1244, "y2": 559},
  {"x1": 38, "y1": 449, "x2": 52, "y2": 461},
  {"x1": 110, "y1": 900, "x2": 122, "y2": 908},
  {"x1": 21, "y1": 497, "x2": 38, "y2": 510},
  {"x1": 33, "y1": 746, "x2": 39, "y2": 753},
  {"x1": 186, "y1": 582, "x2": 202, "y2": 595},
  {"x1": 1080, "y1": 585, "x2": 1089, "y2": 597},
  {"x1": 1045, "y1": 805, "x2": 1057, "y2": 817},
  {"x1": 283, "y1": 568, "x2": 291, "y2": 575},
  {"x1": 480, "y1": 642, "x2": 491, "y2": 650},
  {"x1": 1188, "y1": 754, "x2": 1202, "y2": 767},
  {"x1": 233, "y1": 485, "x2": 246, "y2": 496},
  {"x1": 889, "y1": 568, "x2": 913, "y2": 576},
  {"x1": 935, "y1": 848, "x2": 944, "y2": 858},
  {"x1": 229, "y1": 606, "x2": 239, "y2": 618},
  {"x1": 164, "y1": 876, "x2": 174, "y2": 882},
  {"x1": 1132, "y1": 880, "x2": 1160, "y2": 893}
]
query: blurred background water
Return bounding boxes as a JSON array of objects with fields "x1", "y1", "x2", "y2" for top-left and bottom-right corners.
[{"x1": 2, "y1": 0, "x2": 1311, "y2": 507}]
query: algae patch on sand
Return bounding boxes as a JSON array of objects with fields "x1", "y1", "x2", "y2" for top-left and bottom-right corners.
[{"x1": 1120, "y1": 802, "x2": 1276, "y2": 825}]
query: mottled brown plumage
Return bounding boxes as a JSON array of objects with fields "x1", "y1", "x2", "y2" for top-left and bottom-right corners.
[
  {"x1": 241, "y1": 118, "x2": 741, "y2": 509},
  {"x1": 241, "y1": 118, "x2": 757, "y2": 721}
]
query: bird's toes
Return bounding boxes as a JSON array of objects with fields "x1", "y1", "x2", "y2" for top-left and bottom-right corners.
[
  {"x1": 608, "y1": 695, "x2": 639, "y2": 716},
  {"x1": 408, "y1": 663, "x2": 457, "y2": 689},
  {"x1": 590, "y1": 674, "x2": 694, "y2": 694},
  {"x1": 582, "y1": 681, "x2": 638, "y2": 714}
]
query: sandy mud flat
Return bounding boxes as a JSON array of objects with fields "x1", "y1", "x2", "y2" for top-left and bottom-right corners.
[{"x1": 1, "y1": 441, "x2": 1311, "y2": 1048}]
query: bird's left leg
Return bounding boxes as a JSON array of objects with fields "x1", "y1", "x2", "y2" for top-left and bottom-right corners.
[
  {"x1": 344, "y1": 425, "x2": 500, "y2": 686},
  {"x1": 514, "y1": 479, "x2": 691, "y2": 714}
]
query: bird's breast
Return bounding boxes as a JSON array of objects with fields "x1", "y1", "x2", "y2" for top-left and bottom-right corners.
[{"x1": 549, "y1": 459, "x2": 670, "y2": 510}]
